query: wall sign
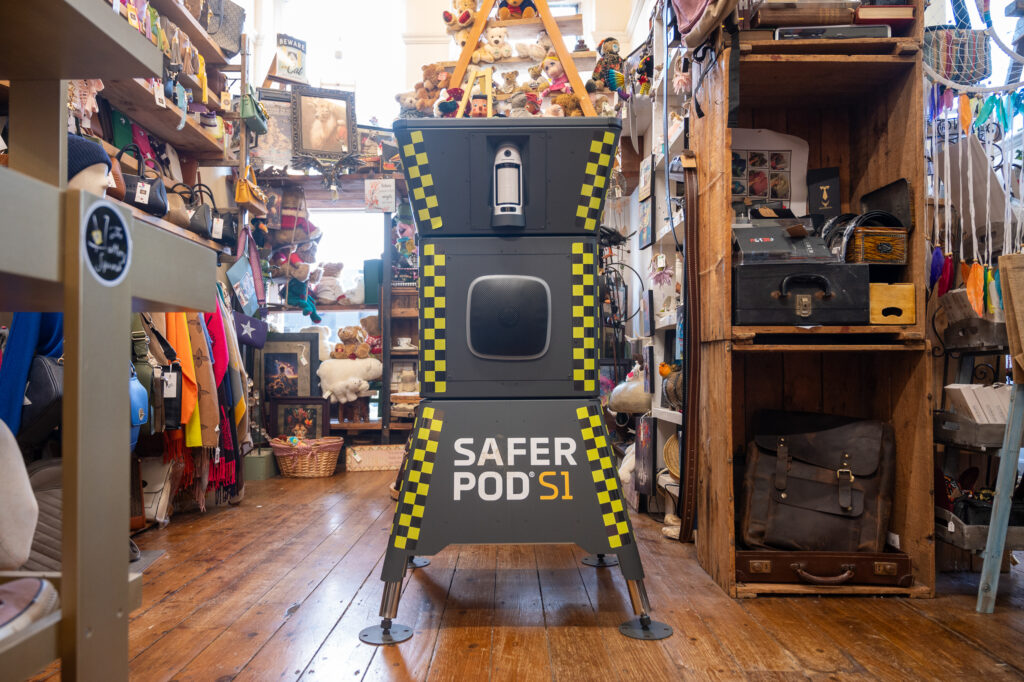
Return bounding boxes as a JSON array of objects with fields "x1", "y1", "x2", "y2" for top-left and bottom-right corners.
[{"x1": 82, "y1": 200, "x2": 132, "y2": 287}]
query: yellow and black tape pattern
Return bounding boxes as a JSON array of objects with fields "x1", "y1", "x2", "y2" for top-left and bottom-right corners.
[
  {"x1": 420, "y1": 243, "x2": 447, "y2": 394},
  {"x1": 575, "y1": 130, "x2": 618, "y2": 232},
  {"x1": 401, "y1": 130, "x2": 443, "y2": 231},
  {"x1": 576, "y1": 404, "x2": 633, "y2": 550},
  {"x1": 571, "y1": 242, "x2": 599, "y2": 393},
  {"x1": 390, "y1": 406, "x2": 444, "y2": 551}
]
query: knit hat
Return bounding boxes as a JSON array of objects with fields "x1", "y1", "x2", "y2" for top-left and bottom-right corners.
[{"x1": 66, "y1": 134, "x2": 111, "y2": 182}]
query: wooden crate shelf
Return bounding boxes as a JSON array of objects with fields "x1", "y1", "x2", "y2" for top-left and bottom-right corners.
[
  {"x1": 102, "y1": 78, "x2": 231, "y2": 160},
  {"x1": 178, "y1": 72, "x2": 227, "y2": 113},
  {"x1": 330, "y1": 420, "x2": 383, "y2": 431},
  {"x1": 148, "y1": 0, "x2": 228, "y2": 66},
  {"x1": 739, "y1": 38, "x2": 920, "y2": 56},
  {"x1": 107, "y1": 197, "x2": 230, "y2": 254},
  {"x1": 439, "y1": 51, "x2": 597, "y2": 71},
  {"x1": 489, "y1": 13, "x2": 583, "y2": 40},
  {"x1": 738, "y1": 53, "x2": 916, "y2": 107}
]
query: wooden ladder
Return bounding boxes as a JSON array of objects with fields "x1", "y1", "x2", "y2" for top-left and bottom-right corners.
[{"x1": 449, "y1": 0, "x2": 597, "y2": 116}]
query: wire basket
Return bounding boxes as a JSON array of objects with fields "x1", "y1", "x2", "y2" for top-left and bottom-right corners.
[{"x1": 270, "y1": 436, "x2": 344, "y2": 478}]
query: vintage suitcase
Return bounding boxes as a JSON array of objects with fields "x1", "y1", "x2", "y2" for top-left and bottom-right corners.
[
  {"x1": 735, "y1": 550, "x2": 913, "y2": 586},
  {"x1": 740, "y1": 410, "x2": 896, "y2": 553},
  {"x1": 847, "y1": 227, "x2": 908, "y2": 264},
  {"x1": 732, "y1": 263, "x2": 869, "y2": 325}
]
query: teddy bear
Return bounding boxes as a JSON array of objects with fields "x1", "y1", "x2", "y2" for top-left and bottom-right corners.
[
  {"x1": 508, "y1": 91, "x2": 541, "y2": 117},
  {"x1": 396, "y1": 91, "x2": 420, "y2": 119},
  {"x1": 334, "y1": 325, "x2": 369, "y2": 360},
  {"x1": 414, "y1": 63, "x2": 450, "y2": 114},
  {"x1": 360, "y1": 315, "x2": 383, "y2": 356},
  {"x1": 498, "y1": 70, "x2": 520, "y2": 95},
  {"x1": 434, "y1": 87, "x2": 465, "y2": 117},
  {"x1": 498, "y1": 0, "x2": 537, "y2": 20},
  {"x1": 340, "y1": 274, "x2": 364, "y2": 305},
  {"x1": 546, "y1": 101, "x2": 565, "y2": 117},
  {"x1": 516, "y1": 30, "x2": 553, "y2": 62},
  {"x1": 520, "y1": 63, "x2": 548, "y2": 94},
  {"x1": 456, "y1": 28, "x2": 494, "y2": 64},
  {"x1": 443, "y1": 0, "x2": 478, "y2": 35},
  {"x1": 317, "y1": 357, "x2": 382, "y2": 403},
  {"x1": 300, "y1": 325, "x2": 333, "y2": 362},
  {"x1": 541, "y1": 55, "x2": 572, "y2": 98},
  {"x1": 484, "y1": 26, "x2": 513, "y2": 61},
  {"x1": 313, "y1": 262, "x2": 343, "y2": 304},
  {"x1": 555, "y1": 92, "x2": 584, "y2": 117}
]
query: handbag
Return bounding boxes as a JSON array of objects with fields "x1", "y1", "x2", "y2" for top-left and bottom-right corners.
[
  {"x1": 108, "y1": 156, "x2": 127, "y2": 201},
  {"x1": 139, "y1": 457, "x2": 174, "y2": 524},
  {"x1": 204, "y1": 0, "x2": 246, "y2": 58},
  {"x1": 234, "y1": 165, "x2": 268, "y2": 211},
  {"x1": 117, "y1": 144, "x2": 168, "y2": 217},
  {"x1": 167, "y1": 183, "x2": 194, "y2": 228},
  {"x1": 111, "y1": 108, "x2": 133, "y2": 149},
  {"x1": 240, "y1": 86, "x2": 269, "y2": 136},
  {"x1": 233, "y1": 311, "x2": 268, "y2": 348},
  {"x1": 740, "y1": 411, "x2": 896, "y2": 553},
  {"x1": 191, "y1": 183, "x2": 236, "y2": 244},
  {"x1": 141, "y1": 315, "x2": 184, "y2": 430},
  {"x1": 129, "y1": 362, "x2": 149, "y2": 452},
  {"x1": 17, "y1": 356, "x2": 64, "y2": 451}
]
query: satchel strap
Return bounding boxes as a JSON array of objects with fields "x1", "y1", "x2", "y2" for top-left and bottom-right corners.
[
  {"x1": 131, "y1": 314, "x2": 150, "y2": 363},
  {"x1": 774, "y1": 437, "x2": 789, "y2": 491},
  {"x1": 192, "y1": 182, "x2": 217, "y2": 209},
  {"x1": 140, "y1": 314, "x2": 177, "y2": 362},
  {"x1": 170, "y1": 182, "x2": 194, "y2": 202}
]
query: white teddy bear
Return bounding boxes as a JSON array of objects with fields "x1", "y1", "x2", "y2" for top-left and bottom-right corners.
[
  {"x1": 317, "y1": 358, "x2": 382, "y2": 404},
  {"x1": 516, "y1": 30, "x2": 553, "y2": 61},
  {"x1": 484, "y1": 26, "x2": 513, "y2": 60},
  {"x1": 300, "y1": 325, "x2": 333, "y2": 362}
]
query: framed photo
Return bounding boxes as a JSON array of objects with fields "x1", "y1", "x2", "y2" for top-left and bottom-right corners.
[
  {"x1": 641, "y1": 288, "x2": 655, "y2": 337},
  {"x1": 270, "y1": 397, "x2": 329, "y2": 439},
  {"x1": 253, "y1": 90, "x2": 294, "y2": 170},
  {"x1": 257, "y1": 332, "x2": 321, "y2": 400},
  {"x1": 291, "y1": 86, "x2": 358, "y2": 162},
  {"x1": 635, "y1": 415, "x2": 654, "y2": 495},
  {"x1": 638, "y1": 155, "x2": 653, "y2": 201},
  {"x1": 638, "y1": 198, "x2": 653, "y2": 250}
]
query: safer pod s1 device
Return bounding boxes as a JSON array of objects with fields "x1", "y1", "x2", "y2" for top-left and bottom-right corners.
[{"x1": 393, "y1": 118, "x2": 621, "y2": 235}]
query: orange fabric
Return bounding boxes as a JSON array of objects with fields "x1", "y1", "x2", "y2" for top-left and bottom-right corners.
[
  {"x1": 960, "y1": 262, "x2": 971, "y2": 286},
  {"x1": 966, "y1": 262, "x2": 985, "y2": 317},
  {"x1": 959, "y1": 94, "x2": 972, "y2": 134},
  {"x1": 165, "y1": 312, "x2": 198, "y2": 429}
]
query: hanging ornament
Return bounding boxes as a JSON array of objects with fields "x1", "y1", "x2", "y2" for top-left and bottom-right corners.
[
  {"x1": 938, "y1": 254, "x2": 954, "y2": 297},
  {"x1": 930, "y1": 245, "x2": 945, "y2": 288},
  {"x1": 960, "y1": 94, "x2": 973, "y2": 134},
  {"x1": 986, "y1": 266, "x2": 997, "y2": 314},
  {"x1": 966, "y1": 261, "x2": 985, "y2": 316}
]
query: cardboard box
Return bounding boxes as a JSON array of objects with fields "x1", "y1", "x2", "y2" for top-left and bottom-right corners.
[{"x1": 346, "y1": 444, "x2": 405, "y2": 471}]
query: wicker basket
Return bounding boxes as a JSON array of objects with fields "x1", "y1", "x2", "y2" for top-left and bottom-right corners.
[{"x1": 269, "y1": 436, "x2": 344, "y2": 478}]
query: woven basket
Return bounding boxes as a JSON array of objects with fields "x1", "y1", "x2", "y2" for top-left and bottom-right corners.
[{"x1": 270, "y1": 436, "x2": 344, "y2": 478}]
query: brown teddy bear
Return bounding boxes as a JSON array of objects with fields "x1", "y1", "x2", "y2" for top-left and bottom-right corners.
[
  {"x1": 554, "y1": 92, "x2": 584, "y2": 117},
  {"x1": 414, "y1": 64, "x2": 451, "y2": 114},
  {"x1": 456, "y1": 29, "x2": 494, "y2": 65},
  {"x1": 334, "y1": 325, "x2": 370, "y2": 359},
  {"x1": 443, "y1": 0, "x2": 478, "y2": 36},
  {"x1": 522, "y1": 63, "x2": 548, "y2": 94},
  {"x1": 498, "y1": 70, "x2": 520, "y2": 95},
  {"x1": 498, "y1": 0, "x2": 537, "y2": 19},
  {"x1": 360, "y1": 315, "x2": 383, "y2": 356}
]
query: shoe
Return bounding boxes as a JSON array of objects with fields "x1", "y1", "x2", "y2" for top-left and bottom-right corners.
[
  {"x1": 129, "y1": 538, "x2": 141, "y2": 563},
  {"x1": 0, "y1": 578, "x2": 59, "y2": 641}
]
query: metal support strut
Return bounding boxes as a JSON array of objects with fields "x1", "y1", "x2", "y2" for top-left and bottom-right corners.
[
  {"x1": 619, "y1": 579, "x2": 673, "y2": 640},
  {"x1": 582, "y1": 552, "x2": 619, "y2": 567},
  {"x1": 359, "y1": 581, "x2": 413, "y2": 645}
]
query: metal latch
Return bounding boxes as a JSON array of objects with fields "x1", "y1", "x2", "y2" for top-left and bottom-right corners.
[
  {"x1": 874, "y1": 561, "x2": 898, "y2": 576},
  {"x1": 795, "y1": 294, "x2": 813, "y2": 317},
  {"x1": 749, "y1": 560, "x2": 772, "y2": 574}
]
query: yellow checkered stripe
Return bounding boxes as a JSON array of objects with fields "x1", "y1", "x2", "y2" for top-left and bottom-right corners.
[
  {"x1": 576, "y1": 404, "x2": 633, "y2": 549},
  {"x1": 575, "y1": 130, "x2": 618, "y2": 232},
  {"x1": 400, "y1": 129, "x2": 443, "y2": 231},
  {"x1": 390, "y1": 406, "x2": 444, "y2": 550},
  {"x1": 571, "y1": 242, "x2": 599, "y2": 394},
  {"x1": 420, "y1": 242, "x2": 446, "y2": 394}
]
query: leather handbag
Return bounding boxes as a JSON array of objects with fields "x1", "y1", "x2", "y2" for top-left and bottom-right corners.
[
  {"x1": 141, "y1": 315, "x2": 183, "y2": 431},
  {"x1": 204, "y1": 0, "x2": 245, "y2": 58},
  {"x1": 240, "y1": 86, "x2": 269, "y2": 135},
  {"x1": 233, "y1": 311, "x2": 268, "y2": 348},
  {"x1": 139, "y1": 456, "x2": 174, "y2": 524},
  {"x1": 107, "y1": 156, "x2": 126, "y2": 200},
  {"x1": 189, "y1": 182, "x2": 236, "y2": 244},
  {"x1": 188, "y1": 183, "x2": 216, "y2": 238},
  {"x1": 741, "y1": 411, "x2": 896, "y2": 553},
  {"x1": 117, "y1": 144, "x2": 168, "y2": 217},
  {"x1": 17, "y1": 356, "x2": 64, "y2": 451},
  {"x1": 234, "y1": 165, "x2": 268, "y2": 211},
  {"x1": 167, "y1": 183, "x2": 193, "y2": 228},
  {"x1": 129, "y1": 362, "x2": 149, "y2": 452}
]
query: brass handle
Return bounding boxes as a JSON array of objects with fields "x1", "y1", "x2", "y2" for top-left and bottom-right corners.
[{"x1": 790, "y1": 563, "x2": 855, "y2": 585}]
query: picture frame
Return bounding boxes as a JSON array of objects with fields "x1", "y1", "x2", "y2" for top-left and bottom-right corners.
[
  {"x1": 638, "y1": 155, "x2": 653, "y2": 201},
  {"x1": 269, "y1": 397, "x2": 329, "y2": 439},
  {"x1": 638, "y1": 198, "x2": 653, "y2": 250},
  {"x1": 291, "y1": 86, "x2": 358, "y2": 163},
  {"x1": 257, "y1": 332, "x2": 321, "y2": 400}
]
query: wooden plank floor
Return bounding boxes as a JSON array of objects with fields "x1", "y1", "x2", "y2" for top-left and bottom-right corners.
[{"x1": 26, "y1": 471, "x2": 1024, "y2": 681}]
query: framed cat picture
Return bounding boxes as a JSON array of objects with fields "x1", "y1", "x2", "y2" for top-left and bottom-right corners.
[{"x1": 291, "y1": 86, "x2": 358, "y2": 162}]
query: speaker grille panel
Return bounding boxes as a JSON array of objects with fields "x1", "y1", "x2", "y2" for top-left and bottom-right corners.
[{"x1": 467, "y1": 276, "x2": 551, "y2": 360}]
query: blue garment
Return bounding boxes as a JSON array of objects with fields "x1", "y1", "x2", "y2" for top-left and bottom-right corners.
[{"x1": 0, "y1": 313, "x2": 63, "y2": 434}]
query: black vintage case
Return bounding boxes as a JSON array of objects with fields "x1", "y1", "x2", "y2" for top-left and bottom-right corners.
[{"x1": 732, "y1": 263, "x2": 870, "y2": 325}]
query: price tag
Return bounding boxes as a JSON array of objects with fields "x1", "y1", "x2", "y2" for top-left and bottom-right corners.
[
  {"x1": 656, "y1": 253, "x2": 666, "y2": 269},
  {"x1": 947, "y1": 520, "x2": 956, "y2": 533},
  {"x1": 113, "y1": 0, "x2": 120, "y2": 13},
  {"x1": 187, "y1": 208, "x2": 196, "y2": 221},
  {"x1": 126, "y1": 4, "x2": 139, "y2": 28},
  {"x1": 163, "y1": 371, "x2": 178, "y2": 398},
  {"x1": 135, "y1": 182, "x2": 151, "y2": 204},
  {"x1": 154, "y1": 88, "x2": 167, "y2": 109},
  {"x1": 221, "y1": 91, "x2": 231, "y2": 111},
  {"x1": 214, "y1": 447, "x2": 221, "y2": 464},
  {"x1": 212, "y1": 217, "x2": 225, "y2": 239},
  {"x1": 107, "y1": 173, "x2": 117, "y2": 189}
]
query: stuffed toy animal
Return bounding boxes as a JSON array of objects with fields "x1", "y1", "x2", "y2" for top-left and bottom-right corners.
[
  {"x1": 360, "y1": 315, "x2": 383, "y2": 356},
  {"x1": 554, "y1": 92, "x2": 584, "y2": 117},
  {"x1": 591, "y1": 92, "x2": 616, "y2": 117},
  {"x1": 508, "y1": 91, "x2": 541, "y2": 117},
  {"x1": 498, "y1": 70, "x2": 520, "y2": 95},
  {"x1": 484, "y1": 26, "x2": 514, "y2": 60},
  {"x1": 546, "y1": 102, "x2": 565, "y2": 117},
  {"x1": 300, "y1": 325, "x2": 333, "y2": 362},
  {"x1": 498, "y1": 0, "x2": 537, "y2": 19},
  {"x1": 414, "y1": 64, "x2": 450, "y2": 114},
  {"x1": 521, "y1": 63, "x2": 549, "y2": 94},
  {"x1": 456, "y1": 29, "x2": 494, "y2": 64},
  {"x1": 443, "y1": 0, "x2": 478, "y2": 35},
  {"x1": 317, "y1": 358, "x2": 383, "y2": 403},
  {"x1": 541, "y1": 55, "x2": 571, "y2": 98},
  {"x1": 516, "y1": 30, "x2": 553, "y2": 62},
  {"x1": 434, "y1": 87, "x2": 465, "y2": 117},
  {"x1": 469, "y1": 93, "x2": 490, "y2": 117},
  {"x1": 315, "y1": 262, "x2": 345, "y2": 304},
  {"x1": 340, "y1": 275, "x2": 365, "y2": 304},
  {"x1": 396, "y1": 91, "x2": 420, "y2": 118},
  {"x1": 285, "y1": 278, "x2": 321, "y2": 323},
  {"x1": 588, "y1": 37, "x2": 629, "y2": 100}
]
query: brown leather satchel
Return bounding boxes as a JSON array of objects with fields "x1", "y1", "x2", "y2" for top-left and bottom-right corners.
[{"x1": 741, "y1": 411, "x2": 895, "y2": 553}]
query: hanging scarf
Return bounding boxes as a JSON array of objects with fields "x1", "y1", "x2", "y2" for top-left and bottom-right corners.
[
  {"x1": 187, "y1": 313, "x2": 219, "y2": 448},
  {"x1": 0, "y1": 313, "x2": 63, "y2": 434},
  {"x1": 165, "y1": 312, "x2": 198, "y2": 435}
]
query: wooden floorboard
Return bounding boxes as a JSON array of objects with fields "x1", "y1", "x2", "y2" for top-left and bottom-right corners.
[{"x1": 24, "y1": 474, "x2": 1024, "y2": 681}]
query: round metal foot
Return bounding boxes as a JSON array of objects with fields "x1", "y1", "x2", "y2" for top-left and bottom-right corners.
[
  {"x1": 582, "y1": 554, "x2": 619, "y2": 568},
  {"x1": 407, "y1": 556, "x2": 430, "y2": 569},
  {"x1": 618, "y1": 617, "x2": 673, "y2": 640},
  {"x1": 359, "y1": 622, "x2": 414, "y2": 645}
]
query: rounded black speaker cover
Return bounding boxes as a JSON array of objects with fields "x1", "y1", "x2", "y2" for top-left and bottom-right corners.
[{"x1": 467, "y1": 275, "x2": 551, "y2": 360}]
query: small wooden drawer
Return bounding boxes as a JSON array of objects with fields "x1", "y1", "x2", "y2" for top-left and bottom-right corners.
[
  {"x1": 392, "y1": 289, "x2": 417, "y2": 317},
  {"x1": 848, "y1": 228, "x2": 908, "y2": 264},
  {"x1": 869, "y1": 283, "x2": 915, "y2": 324}
]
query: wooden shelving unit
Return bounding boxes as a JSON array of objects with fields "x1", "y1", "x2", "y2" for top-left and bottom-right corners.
[
  {"x1": 489, "y1": 12, "x2": 584, "y2": 39},
  {"x1": 685, "y1": 0, "x2": 934, "y2": 597},
  {"x1": 147, "y1": 0, "x2": 229, "y2": 66},
  {"x1": 439, "y1": 51, "x2": 597, "y2": 71}
]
